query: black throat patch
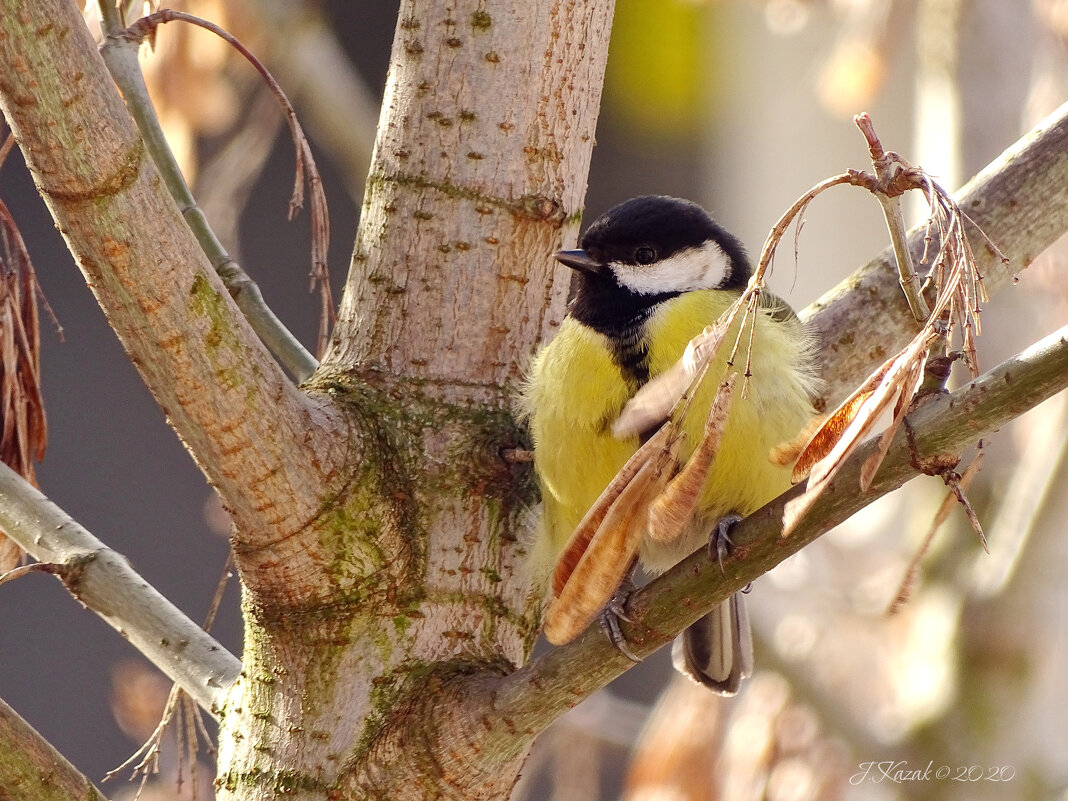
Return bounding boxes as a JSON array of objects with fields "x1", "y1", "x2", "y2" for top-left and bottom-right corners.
[
  {"x1": 568, "y1": 273, "x2": 675, "y2": 389},
  {"x1": 611, "y1": 318, "x2": 652, "y2": 388}
]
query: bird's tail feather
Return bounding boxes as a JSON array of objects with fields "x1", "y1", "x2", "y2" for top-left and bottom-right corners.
[{"x1": 671, "y1": 592, "x2": 753, "y2": 695}]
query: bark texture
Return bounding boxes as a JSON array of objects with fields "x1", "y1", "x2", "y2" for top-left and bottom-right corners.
[
  {"x1": 324, "y1": 1, "x2": 611, "y2": 392},
  {"x1": 0, "y1": 698, "x2": 106, "y2": 801},
  {"x1": 218, "y1": 2, "x2": 615, "y2": 799},
  {"x1": 0, "y1": 0, "x2": 350, "y2": 608}
]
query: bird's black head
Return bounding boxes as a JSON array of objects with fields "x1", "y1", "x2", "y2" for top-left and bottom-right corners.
[{"x1": 558, "y1": 196, "x2": 751, "y2": 337}]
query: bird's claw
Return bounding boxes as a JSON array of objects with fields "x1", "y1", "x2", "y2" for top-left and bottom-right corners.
[
  {"x1": 599, "y1": 578, "x2": 642, "y2": 663},
  {"x1": 707, "y1": 512, "x2": 744, "y2": 575}
]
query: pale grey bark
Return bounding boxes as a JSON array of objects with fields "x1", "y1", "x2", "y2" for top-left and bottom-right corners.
[{"x1": 0, "y1": 462, "x2": 240, "y2": 714}]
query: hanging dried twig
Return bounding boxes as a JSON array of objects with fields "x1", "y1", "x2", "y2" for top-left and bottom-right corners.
[
  {"x1": 783, "y1": 113, "x2": 1003, "y2": 535},
  {"x1": 0, "y1": 130, "x2": 15, "y2": 166},
  {"x1": 647, "y1": 375, "x2": 738, "y2": 544},
  {"x1": 119, "y1": 9, "x2": 335, "y2": 357},
  {"x1": 887, "y1": 450, "x2": 985, "y2": 615},
  {"x1": 0, "y1": 195, "x2": 55, "y2": 571},
  {"x1": 545, "y1": 425, "x2": 680, "y2": 644},
  {"x1": 105, "y1": 553, "x2": 233, "y2": 798},
  {"x1": 857, "y1": 113, "x2": 930, "y2": 320}
]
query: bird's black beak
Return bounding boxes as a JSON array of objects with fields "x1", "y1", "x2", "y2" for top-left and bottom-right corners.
[{"x1": 554, "y1": 249, "x2": 604, "y2": 275}]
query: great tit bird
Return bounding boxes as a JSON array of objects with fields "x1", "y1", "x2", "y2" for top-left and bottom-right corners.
[{"x1": 519, "y1": 195, "x2": 819, "y2": 694}]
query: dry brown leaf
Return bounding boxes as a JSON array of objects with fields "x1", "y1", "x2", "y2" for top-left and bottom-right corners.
[
  {"x1": 784, "y1": 332, "x2": 936, "y2": 536},
  {"x1": 550, "y1": 423, "x2": 676, "y2": 598},
  {"x1": 790, "y1": 358, "x2": 892, "y2": 482},
  {"x1": 806, "y1": 347, "x2": 910, "y2": 489},
  {"x1": 0, "y1": 199, "x2": 50, "y2": 571},
  {"x1": 612, "y1": 317, "x2": 731, "y2": 440},
  {"x1": 647, "y1": 374, "x2": 737, "y2": 544},
  {"x1": 544, "y1": 439, "x2": 676, "y2": 645},
  {"x1": 769, "y1": 414, "x2": 824, "y2": 468},
  {"x1": 858, "y1": 350, "x2": 926, "y2": 491}
]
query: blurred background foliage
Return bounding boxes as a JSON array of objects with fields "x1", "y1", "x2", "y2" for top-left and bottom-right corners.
[
  {"x1": 1, "y1": 1, "x2": 1067, "y2": 800},
  {"x1": 604, "y1": 0, "x2": 707, "y2": 143}
]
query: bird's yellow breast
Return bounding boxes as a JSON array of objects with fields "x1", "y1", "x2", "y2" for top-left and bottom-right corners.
[{"x1": 521, "y1": 290, "x2": 816, "y2": 574}]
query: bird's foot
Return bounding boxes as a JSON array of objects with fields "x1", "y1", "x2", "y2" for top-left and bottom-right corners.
[
  {"x1": 599, "y1": 576, "x2": 642, "y2": 663},
  {"x1": 708, "y1": 512, "x2": 745, "y2": 575}
]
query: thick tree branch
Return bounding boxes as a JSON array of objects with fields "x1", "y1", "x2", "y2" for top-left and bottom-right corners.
[
  {"x1": 0, "y1": 0, "x2": 350, "y2": 601},
  {"x1": 212, "y1": 3, "x2": 617, "y2": 798},
  {"x1": 0, "y1": 462, "x2": 241, "y2": 714},
  {"x1": 0, "y1": 697, "x2": 107, "y2": 801},
  {"x1": 479, "y1": 323, "x2": 1068, "y2": 760}
]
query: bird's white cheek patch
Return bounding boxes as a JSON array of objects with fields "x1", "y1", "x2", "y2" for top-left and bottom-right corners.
[{"x1": 613, "y1": 240, "x2": 731, "y2": 295}]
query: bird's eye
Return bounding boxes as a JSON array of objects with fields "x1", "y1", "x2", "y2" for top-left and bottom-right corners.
[{"x1": 634, "y1": 246, "x2": 656, "y2": 265}]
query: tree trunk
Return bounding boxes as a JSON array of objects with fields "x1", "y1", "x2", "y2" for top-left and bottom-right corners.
[{"x1": 217, "y1": 1, "x2": 616, "y2": 798}]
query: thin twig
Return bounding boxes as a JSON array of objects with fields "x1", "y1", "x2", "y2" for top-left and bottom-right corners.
[
  {"x1": 0, "y1": 561, "x2": 50, "y2": 586},
  {"x1": 787, "y1": 117, "x2": 998, "y2": 533},
  {"x1": 942, "y1": 465, "x2": 988, "y2": 552},
  {"x1": 752, "y1": 173, "x2": 859, "y2": 279},
  {"x1": 887, "y1": 451, "x2": 984, "y2": 615},
  {"x1": 184, "y1": 694, "x2": 198, "y2": 800},
  {"x1": 856, "y1": 112, "x2": 930, "y2": 321},
  {"x1": 104, "y1": 681, "x2": 181, "y2": 788},
  {"x1": 97, "y1": 6, "x2": 321, "y2": 379},
  {"x1": 0, "y1": 460, "x2": 241, "y2": 714},
  {"x1": 0, "y1": 129, "x2": 14, "y2": 167},
  {"x1": 120, "y1": 9, "x2": 336, "y2": 358},
  {"x1": 105, "y1": 552, "x2": 233, "y2": 789}
]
